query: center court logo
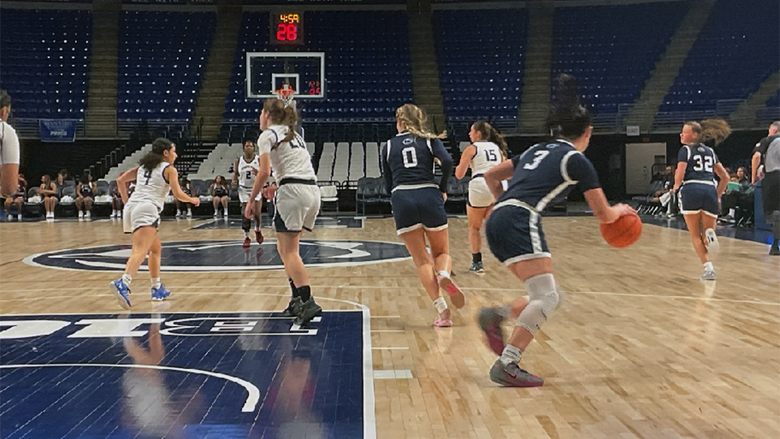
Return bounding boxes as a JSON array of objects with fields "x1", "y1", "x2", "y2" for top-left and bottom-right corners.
[{"x1": 24, "y1": 239, "x2": 411, "y2": 272}]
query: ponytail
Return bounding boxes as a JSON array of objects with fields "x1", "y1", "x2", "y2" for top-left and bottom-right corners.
[
  {"x1": 472, "y1": 120, "x2": 507, "y2": 157},
  {"x1": 263, "y1": 98, "x2": 298, "y2": 149},
  {"x1": 139, "y1": 137, "x2": 173, "y2": 170},
  {"x1": 395, "y1": 104, "x2": 446, "y2": 139},
  {"x1": 546, "y1": 74, "x2": 591, "y2": 140},
  {"x1": 686, "y1": 119, "x2": 731, "y2": 146}
]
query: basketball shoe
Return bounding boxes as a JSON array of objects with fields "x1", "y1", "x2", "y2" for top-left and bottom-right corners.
[
  {"x1": 478, "y1": 307, "x2": 505, "y2": 355},
  {"x1": 151, "y1": 284, "x2": 171, "y2": 301},
  {"x1": 110, "y1": 279, "x2": 131, "y2": 309},
  {"x1": 489, "y1": 360, "x2": 544, "y2": 387}
]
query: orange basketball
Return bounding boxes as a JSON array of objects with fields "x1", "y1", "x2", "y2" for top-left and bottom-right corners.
[{"x1": 600, "y1": 213, "x2": 642, "y2": 248}]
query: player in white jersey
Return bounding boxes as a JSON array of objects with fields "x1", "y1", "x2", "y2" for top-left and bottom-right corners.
[
  {"x1": 245, "y1": 97, "x2": 322, "y2": 326},
  {"x1": 0, "y1": 90, "x2": 20, "y2": 199},
  {"x1": 232, "y1": 140, "x2": 264, "y2": 247},
  {"x1": 455, "y1": 120, "x2": 507, "y2": 273},
  {"x1": 110, "y1": 138, "x2": 200, "y2": 309}
]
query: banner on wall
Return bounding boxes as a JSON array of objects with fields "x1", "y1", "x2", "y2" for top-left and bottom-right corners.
[{"x1": 39, "y1": 120, "x2": 78, "y2": 143}]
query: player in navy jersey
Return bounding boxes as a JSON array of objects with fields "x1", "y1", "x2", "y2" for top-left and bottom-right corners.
[
  {"x1": 477, "y1": 75, "x2": 636, "y2": 387},
  {"x1": 672, "y1": 120, "x2": 731, "y2": 280},
  {"x1": 381, "y1": 103, "x2": 465, "y2": 327}
]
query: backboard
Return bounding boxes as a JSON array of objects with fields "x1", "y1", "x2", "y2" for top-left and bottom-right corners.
[{"x1": 245, "y1": 52, "x2": 325, "y2": 99}]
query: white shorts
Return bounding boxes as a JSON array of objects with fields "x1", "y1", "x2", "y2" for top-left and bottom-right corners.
[
  {"x1": 469, "y1": 177, "x2": 496, "y2": 208},
  {"x1": 273, "y1": 183, "x2": 321, "y2": 233},
  {"x1": 238, "y1": 186, "x2": 262, "y2": 203},
  {"x1": 123, "y1": 201, "x2": 161, "y2": 234}
]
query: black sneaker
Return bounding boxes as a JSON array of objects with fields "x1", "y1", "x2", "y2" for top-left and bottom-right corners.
[
  {"x1": 770, "y1": 246, "x2": 780, "y2": 256},
  {"x1": 295, "y1": 298, "x2": 322, "y2": 326},
  {"x1": 489, "y1": 360, "x2": 544, "y2": 387},
  {"x1": 282, "y1": 297, "x2": 302, "y2": 317}
]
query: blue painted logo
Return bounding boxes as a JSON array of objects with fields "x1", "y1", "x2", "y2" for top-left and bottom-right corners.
[
  {"x1": 24, "y1": 239, "x2": 410, "y2": 272},
  {"x1": 0, "y1": 311, "x2": 371, "y2": 438}
]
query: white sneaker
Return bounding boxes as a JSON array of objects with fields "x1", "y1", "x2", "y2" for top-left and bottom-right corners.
[
  {"x1": 17, "y1": 214, "x2": 22, "y2": 221},
  {"x1": 111, "y1": 210, "x2": 117, "y2": 218},
  {"x1": 47, "y1": 212, "x2": 54, "y2": 219},
  {"x1": 186, "y1": 209, "x2": 192, "y2": 218},
  {"x1": 213, "y1": 211, "x2": 219, "y2": 218},
  {"x1": 85, "y1": 211, "x2": 91, "y2": 220},
  {"x1": 700, "y1": 270, "x2": 716, "y2": 281},
  {"x1": 78, "y1": 211, "x2": 84, "y2": 219},
  {"x1": 704, "y1": 228, "x2": 719, "y2": 255}
]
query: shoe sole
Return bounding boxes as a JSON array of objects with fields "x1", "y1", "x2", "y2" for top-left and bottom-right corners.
[
  {"x1": 489, "y1": 366, "x2": 544, "y2": 388},
  {"x1": 433, "y1": 319, "x2": 452, "y2": 327},
  {"x1": 439, "y1": 277, "x2": 466, "y2": 309},
  {"x1": 295, "y1": 303, "x2": 323, "y2": 326},
  {"x1": 110, "y1": 282, "x2": 131, "y2": 310}
]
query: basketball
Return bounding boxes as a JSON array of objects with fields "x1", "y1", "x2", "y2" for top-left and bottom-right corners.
[{"x1": 600, "y1": 214, "x2": 642, "y2": 248}]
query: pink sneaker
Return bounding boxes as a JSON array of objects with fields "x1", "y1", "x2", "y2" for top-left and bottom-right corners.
[
  {"x1": 437, "y1": 274, "x2": 465, "y2": 309},
  {"x1": 433, "y1": 316, "x2": 452, "y2": 327}
]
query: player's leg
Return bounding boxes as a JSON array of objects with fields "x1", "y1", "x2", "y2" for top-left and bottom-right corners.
[
  {"x1": 254, "y1": 194, "x2": 264, "y2": 244},
  {"x1": 110, "y1": 225, "x2": 156, "y2": 309},
  {"x1": 212, "y1": 196, "x2": 220, "y2": 217},
  {"x1": 400, "y1": 228, "x2": 452, "y2": 326},
  {"x1": 426, "y1": 227, "x2": 465, "y2": 309},
  {"x1": 147, "y1": 233, "x2": 169, "y2": 301},
  {"x1": 683, "y1": 212, "x2": 715, "y2": 280},
  {"x1": 467, "y1": 204, "x2": 488, "y2": 272},
  {"x1": 277, "y1": 231, "x2": 320, "y2": 325},
  {"x1": 221, "y1": 196, "x2": 229, "y2": 217},
  {"x1": 84, "y1": 196, "x2": 93, "y2": 219},
  {"x1": 240, "y1": 201, "x2": 252, "y2": 247}
]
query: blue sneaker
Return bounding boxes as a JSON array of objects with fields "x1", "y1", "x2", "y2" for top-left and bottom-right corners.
[
  {"x1": 110, "y1": 279, "x2": 131, "y2": 309},
  {"x1": 151, "y1": 284, "x2": 171, "y2": 301}
]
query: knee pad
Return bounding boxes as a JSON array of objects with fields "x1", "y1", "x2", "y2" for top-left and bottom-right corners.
[{"x1": 516, "y1": 273, "x2": 559, "y2": 335}]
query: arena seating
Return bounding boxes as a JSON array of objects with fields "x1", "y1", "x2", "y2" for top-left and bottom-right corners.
[
  {"x1": 118, "y1": 11, "x2": 216, "y2": 120},
  {"x1": 553, "y1": 2, "x2": 688, "y2": 115},
  {"x1": 660, "y1": 0, "x2": 780, "y2": 114},
  {"x1": 0, "y1": 9, "x2": 92, "y2": 118},
  {"x1": 432, "y1": 8, "x2": 528, "y2": 122}
]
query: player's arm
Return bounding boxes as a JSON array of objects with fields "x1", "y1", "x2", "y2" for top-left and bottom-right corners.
[
  {"x1": 164, "y1": 166, "x2": 199, "y2": 206},
  {"x1": 76, "y1": 182, "x2": 84, "y2": 199},
  {"x1": 38, "y1": 182, "x2": 57, "y2": 196},
  {"x1": 0, "y1": 129, "x2": 20, "y2": 198},
  {"x1": 569, "y1": 152, "x2": 634, "y2": 224},
  {"x1": 380, "y1": 143, "x2": 393, "y2": 193},
  {"x1": 483, "y1": 159, "x2": 514, "y2": 200},
  {"x1": 116, "y1": 166, "x2": 138, "y2": 205},
  {"x1": 672, "y1": 145, "x2": 690, "y2": 192},
  {"x1": 431, "y1": 138, "x2": 453, "y2": 194},
  {"x1": 454, "y1": 144, "x2": 475, "y2": 180},
  {"x1": 714, "y1": 162, "x2": 729, "y2": 199}
]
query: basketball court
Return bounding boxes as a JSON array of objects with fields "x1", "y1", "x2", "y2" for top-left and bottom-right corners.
[{"x1": 1, "y1": 215, "x2": 778, "y2": 438}]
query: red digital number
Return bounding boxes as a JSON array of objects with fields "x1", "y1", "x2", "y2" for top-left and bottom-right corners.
[
  {"x1": 309, "y1": 81, "x2": 321, "y2": 95},
  {"x1": 277, "y1": 23, "x2": 297, "y2": 41}
]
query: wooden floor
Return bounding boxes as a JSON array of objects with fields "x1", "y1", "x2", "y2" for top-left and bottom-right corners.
[{"x1": 1, "y1": 215, "x2": 779, "y2": 439}]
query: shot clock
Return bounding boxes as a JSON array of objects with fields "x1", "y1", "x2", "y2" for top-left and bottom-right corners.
[{"x1": 271, "y1": 13, "x2": 303, "y2": 45}]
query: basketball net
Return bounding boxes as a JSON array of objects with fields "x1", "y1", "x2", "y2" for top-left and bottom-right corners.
[{"x1": 273, "y1": 83, "x2": 296, "y2": 108}]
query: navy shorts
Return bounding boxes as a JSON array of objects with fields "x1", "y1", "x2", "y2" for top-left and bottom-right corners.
[
  {"x1": 486, "y1": 203, "x2": 550, "y2": 265},
  {"x1": 390, "y1": 187, "x2": 448, "y2": 235},
  {"x1": 679, "y1": 183, "x2": 719, "y2": 217}
]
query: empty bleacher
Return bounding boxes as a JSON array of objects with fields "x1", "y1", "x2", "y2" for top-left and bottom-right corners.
[
  {"x1": 117, "y1": 11, "x2": 216, "y2": 120},
  {"x1": 660, "y1": 0, "x2": 780, "y2": 115},
  {"x1": 433, "y1": 8, "x2": 529, "y2": 122},
  {"x1": 0, "y1": 9, "x2": 92, "y2": 119},
  {"x1": 553, "y1": 2, "x2": 688, "y2": 116}
]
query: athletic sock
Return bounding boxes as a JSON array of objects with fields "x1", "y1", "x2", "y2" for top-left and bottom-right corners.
[
  {"x1": 297, "y1": 285, "x2": 312, "y2": 302},
  {"x1": 288, "y1": 278, "x2": 298, "y2": 298},
  {"x1": 497, "y1": 305, "x2": 513, "y2": 319},
  {"x1": 244, "y1": 230, "x2": 250, "y2": 238},
  {"x1": 433, "y1": 297, "x2": 448, "y2": 314},
  {"x1": 703, "y1": 262, "x2": 714, "y2": 272},
  {"x1": 151, "y1": 277, "x2": 161, "y2": 289},
  {"x1": 499, "y1": 344, "x2": 523, "y2": 366},
  {"x1": 472, "y1": 252, "x2": 482, "y2": 264},
  {"x1": 121, "y1": 274, "x2": 132, "y2": 286}
]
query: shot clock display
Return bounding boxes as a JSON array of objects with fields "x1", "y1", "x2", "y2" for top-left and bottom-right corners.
[{"x1": 271, "y1": 13, "x2": 303, "y2": 45}]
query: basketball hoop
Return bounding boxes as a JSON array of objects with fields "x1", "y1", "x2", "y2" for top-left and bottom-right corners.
[{"x1": 273, "y1": 84, "x2": 296, "y2": 107}]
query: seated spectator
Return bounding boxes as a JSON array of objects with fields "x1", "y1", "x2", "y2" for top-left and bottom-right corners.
[
  {"x1": 652, "y1": 165, "x2": 678, "y2": 217},
  {"x1": 210, "y1": 175, "x2": 230, "y2": 218},
  {"x1": 4, "y1": 173, "x2": 26, "y2": 220},
  {"x1": 721, "y1": 167, "x2": 754, "y2": 225},
  {"x1": 75, "y1": 172, "x2": 96, "y2": 220},
  {"x1": 176, "y1": 176, "x2": 194, "y2": 219},
  {"x1": 37, "y1": 174, "x2": 58, "y2": 219},
  {"x1": 110, "y1": 180, "x2": 123, "y2": 219}
]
